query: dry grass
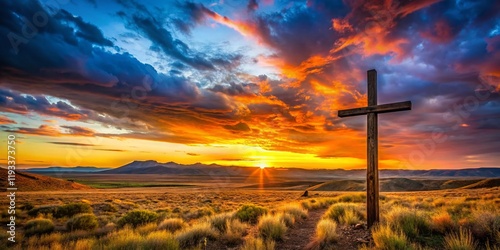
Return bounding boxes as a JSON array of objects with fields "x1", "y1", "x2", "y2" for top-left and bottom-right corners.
[
  {"x1": 257, "y1": 214, "x2": 287, "y2": 241},
  {"x1": 174, "y1": 222, "x2": 217, "y2": 248},
  {"x1": 277, "y1": 203, "x2": 308, "y2": 220},
  {"x1": 4, "y1": 186, "x2": 499, "y2": 249},
  {"x1": 324, "y1": 202, "x2": 364, "y2": 225},
  {"x1": 372, "y1": 224, "x2": 413, "y2": 250},
  {"x1": 240, "y1": 237, "x2": 275, "y2": 250},
  {"x1": 315, "y1": 219, "x2": 338, "y2": 244},
  {"x1": 444, "y1": 228, "x2": 477, "y2": 250},
  {"x1": 431, "y1": 211, "x2": 456, "y2": 233},
  {"x1": 157, "y1": 218, "x2": 187, "y2": 232}
]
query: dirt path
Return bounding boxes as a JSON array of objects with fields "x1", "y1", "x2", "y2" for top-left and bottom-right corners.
[{"x1": 275, "y1": 208, "x2": 327, "y2": 250}]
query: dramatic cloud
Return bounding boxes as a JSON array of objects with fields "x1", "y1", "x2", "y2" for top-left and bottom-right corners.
[{"x1": 0, "y1": 0, "x2": 499, "y2": 169}]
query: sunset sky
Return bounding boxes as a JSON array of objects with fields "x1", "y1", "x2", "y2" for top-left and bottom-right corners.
[{"x1": 1, "y1": 0, "x2": 499, "y2": 169}]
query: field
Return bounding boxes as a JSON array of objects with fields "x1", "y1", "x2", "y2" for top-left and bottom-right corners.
[{"x1": 1, "y1": 176, "x2": 500, "y2": 250}]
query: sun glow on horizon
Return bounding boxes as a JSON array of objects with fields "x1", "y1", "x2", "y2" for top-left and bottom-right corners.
[{"x1": 258, "y1": 162, "x2": 267, "y2": 169}]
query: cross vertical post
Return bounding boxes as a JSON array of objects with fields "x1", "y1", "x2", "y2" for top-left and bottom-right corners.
[
  {"x1": 367, "y1": 69, "x2": 379, "y2": 227},
  {"x1": 337, "y1": 69, "x2": 412, "y2": 228}
]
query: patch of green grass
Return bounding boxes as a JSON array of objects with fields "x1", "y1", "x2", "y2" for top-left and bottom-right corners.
[
  {"x1": 385, "y1": 207, "x2": 431, "y2": 239},
  {"x1": 235, "y1": 204, "x2": 268, "y2": 224},
  {"x1": 55, "y1": 202, "x2": 93, "y2": 218},
  {"x1": 66, "y1": 213, "x2": 98, "y2": 231},
  {"x1": 118, "y1": 210, "x2": 159, "y2": 227},
  {"x1": 25, "y1": 218, "x2": 55, "y2": 237}
]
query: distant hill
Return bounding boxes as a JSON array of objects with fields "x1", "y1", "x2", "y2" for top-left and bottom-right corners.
[
  {"x1": 24, "y1": 166, "x2": 111, "y2": 173},
  {"x1": 308, "y1": 178, "x2": 500, "y2": 192},
  {"x1": 461, "y1": 178, "x2": 500, "y2": 189},
  {"x1": 101, "y1": 160, "x2": 500, "y2": 179},
  {"x1": 0, "y1": 168, "x2": 92, "y2": 191}
]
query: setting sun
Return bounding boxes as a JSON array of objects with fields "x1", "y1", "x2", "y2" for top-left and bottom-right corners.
[{"x1": 258, "y1": 163, "x2": 267, "y2": 169}]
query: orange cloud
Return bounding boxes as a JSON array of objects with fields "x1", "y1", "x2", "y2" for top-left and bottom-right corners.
[{"x1": 0, "y1": 115, "x2": 16, "y2": 124}]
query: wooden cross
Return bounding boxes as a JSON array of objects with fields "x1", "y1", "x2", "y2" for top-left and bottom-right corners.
[{"x1": 338, "y1": 69, "x2": 411, "y2": 227}]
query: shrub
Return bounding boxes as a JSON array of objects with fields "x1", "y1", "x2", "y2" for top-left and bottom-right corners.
[
  {"x1": 241, "y1": 237, "x2": 275, "y2": 250},
  {"x1": 444, "y1": 228, "x2": 477, "y2": 250},
  {"x1": 431, "y1": 211, "x2": 456, "y2": 234},
  {"x1": 158, "y1": 218, "x2": 187, "y2": 233},
  {"x1": 235, "y1": 204, "x2": 268, "y2": 224},
  {"x1": 278, "y1": 212, "x2": 295, "y2": 227},
  {"x1": 136, "y1": 223, "x2": 158, "y2": 236},
  {"x1": 28, "y1": 205, "x2": 58, "y2": 217},
  {"x1": 25, "y1": 218, "x2": 55, "y2": 236},
  {"x1": 143, "y1": 231, "x2": 180, "y2": 250},
  {"x1": 222, "y1": 219, "x2": 248, "y2": 246},
  {"x1": 175, "y1": 222, "x2": 217, "y2": 248},
  {"x1": 335, "y1": 193, "x2": 366, "y2": 203},
  {"x1": 468, "y1": 210, "x2": 500, "y2": 244},
  {"x1": 308, "y1": 198, "x2": 337, "y2": 209},
  {"x1": 55, "y1": 203, "x2": 93, "y2": 218},
  {"x1": 385, "y1": 207, "x2": 431, "y2": 238},
  {"x1": 62, "y1": 238, "x2": 96, "y2": 250},
  {"x1": 316, "y1": 219, "x2": 338, "y2": 244},
  {"x1": 118, "y1": 210, "x2": 159, "y2": 228},
  {"x1": 100, "y1": 203, "x2": 118, "y2": 213},
  {"x1": 66, "y1": 213, "x2": 98, "y2": 231},
  {"x1": 324, "y1": 203, "x2": 364, "y2": 225},
  {"x1": 207, "y1": 212, "x2": 233, "y2": 233},
  {"x1": 21, "y1": 202, "x2": 35, "y2": 211},
  {"x1": 182, "y1": 207, "x2": 215, "y2": 220},
  {"x1": 300, "y1": 200, "x2": 312, "y2": 210},
  {"x1": 258, "y1": 214, "x2": 287, "y2": 241},
  {"x1": 278, "y1": 204, "x2": 308, "y2": 220},
  {"x1": 340, "y1": 209, "x2": 362, "y2": 225},
  {"x1": 105, "y1": 226, "x2": 143, "y2": 250},
  {"x1": 372, "y1": 224, "x2": 414, "y2": 250}
]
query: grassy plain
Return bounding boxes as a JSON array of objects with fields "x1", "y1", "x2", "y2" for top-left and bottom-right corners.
[{"x1": 1, "y1": 174, "x2": 499, "y2": 250}]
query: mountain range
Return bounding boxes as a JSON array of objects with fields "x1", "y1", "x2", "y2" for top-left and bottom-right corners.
[{"x1": 23, "y1": 160, "x2": 500, "y2": 178}]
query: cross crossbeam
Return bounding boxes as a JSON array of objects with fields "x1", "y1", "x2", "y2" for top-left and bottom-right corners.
[
  {"x1": 338, "y1": 101, "x2": 411, "y2": 118},
  {"x1": 338, "y1": 69, "x2": 412, "y2": 228}
]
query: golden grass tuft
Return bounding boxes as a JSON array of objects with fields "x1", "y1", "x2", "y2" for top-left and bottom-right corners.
[
  {"x1": 278, "y1": 203, "x2": 308, "y2": 220},
  {"x1": 315, "y1": 219, "x2": 338, "y2": 244},
  {"x1": 324, "y1": 202, "x2": 364, "y2": 225},
  {"x1": 174, "y1": 222, "x2": 217, "y2": 248},
  {"x1": 240, "y1": 237, "x2": 275, "y2": 250},
  {"x1": 222, "y1": 219, "x2": 248, "y2": 246},
  {"x1": 384, "y1": 206, "x2": 431, "y2": 238},
  {"x1": 431, "y1": 211, "x2": 456, "y2": 234},
  {"x1": 372, "y1": 224, "x2": 413, "y2": 250},
  {"x1": 158, "y1": 218, "x2": 187, "y2": 233},
  {"x1": 258, "y1": 214, "x2": 287, "y2": 241},
  {"x1": 444, "y1": 228, "x2": 477, "y2": 250}
]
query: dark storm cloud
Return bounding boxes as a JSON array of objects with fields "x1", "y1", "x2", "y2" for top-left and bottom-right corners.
[
  {"x1": 118, "y1": 11, "x2": 216, "y2": 70},
  {"x1": 57, "y1": 9, "x2": 113, "y2": 46},
  {"x1": 0, "y1": 0, "x2": 241, "y2": 144}
]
